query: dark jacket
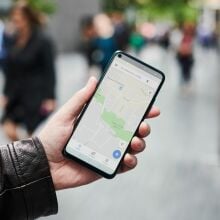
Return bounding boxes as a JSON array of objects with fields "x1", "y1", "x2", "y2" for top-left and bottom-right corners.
[
  {"x1": 0, "y1": 137, "x2": 58, "y2": 219},
  {"x1": 3, "y1": 29, "x2": 56, "y2": 99}
]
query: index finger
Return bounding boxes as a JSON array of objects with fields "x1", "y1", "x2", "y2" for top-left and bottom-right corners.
[{"x1": 146, "y1": 106, "x2": 160, "y2": 119}]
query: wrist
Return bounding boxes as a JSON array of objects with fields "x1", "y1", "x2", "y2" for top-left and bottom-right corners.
[
  {"x1": 35, "y1": 136, "x2": 62, "y2": 190},
  {"x1": 47, "y1": 159, "x2": 62, "y2": 190}
]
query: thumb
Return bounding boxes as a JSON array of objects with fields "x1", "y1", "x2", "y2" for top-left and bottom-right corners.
[{"x1": 59, "y1": 77, "x2": 98, "y2": 121}]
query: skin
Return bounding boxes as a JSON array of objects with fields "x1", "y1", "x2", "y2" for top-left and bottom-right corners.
[
  {"x1": 11, "y1": 8, "x2": 31, "y2": 47},
  {"x1": 39, "y1": 77, "x2": 160, "y2": 190}
]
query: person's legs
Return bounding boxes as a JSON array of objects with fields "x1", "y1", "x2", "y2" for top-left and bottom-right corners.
[
  {"x1": 25, "y1": 109, "x2": 47, "y2": 138},
  {"x1": 2, "y1": 120, "x2": 19, "y2": 141},
  {"x1": 183, "y1": 56, "x2": 194, "y2": 83},
  {"x1": 179, "y1": 62, "x2": 187, "y2": 84},
  {"x1": 185, "y1": 67, "x2": 192, "y2": 83},
  {"x1": 183, "y1": 65, "x2": 190, "y2": 83}
]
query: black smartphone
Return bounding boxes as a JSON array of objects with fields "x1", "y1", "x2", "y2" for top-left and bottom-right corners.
[{"x1": 63, "y1": 51, "x2": 165, "y2": 179}]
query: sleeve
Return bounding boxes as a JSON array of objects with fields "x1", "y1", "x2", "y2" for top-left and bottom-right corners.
[
  {"x1": 1, "y1": 34, "x2": 15, "y2": 97},
  {"x1": 41, "y1": 36, "x2": 56, "y2": 100},
  {"x1": 0, "y1": 137, "x2": 58, "y2": 220}
]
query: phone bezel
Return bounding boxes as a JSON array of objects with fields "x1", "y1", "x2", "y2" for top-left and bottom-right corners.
[{"x1": 63, "y1": 51, "x2": 165, "y2": 179}]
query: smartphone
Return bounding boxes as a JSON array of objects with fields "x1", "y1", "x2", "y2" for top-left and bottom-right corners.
[{"x1": 63, "y1": 51, "x2": 165, "y2": 179}]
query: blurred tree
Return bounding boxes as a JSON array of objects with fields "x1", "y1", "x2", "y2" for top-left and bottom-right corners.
[
  {"x1": 13, "y1": 0, "x2": 56, "y2": 15},
  {"x1": 102, "y1": 0, "x2": 137, "y2": 12},
  {"x1": 103, "y1": 0, "x2": 198, "y2": 23}
]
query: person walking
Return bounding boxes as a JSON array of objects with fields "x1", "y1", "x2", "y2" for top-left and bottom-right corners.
[
  {"x1": 1, "y1": 1, "x2": 56, "y2": 141},
  {"x1": 177, "y1": 23, "x2": 195, "y2": 89},
  {"x1": 92, "y1": 14, "x2": 117, "y2": 71},
  {"x1": 0, "y1": 19, "x2": 4, "y2": 58}
]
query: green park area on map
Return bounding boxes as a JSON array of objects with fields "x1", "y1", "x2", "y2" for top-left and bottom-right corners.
[
  {"x1": 101, "y1": 109, "x2": 133, "y2": 142},
  {"x1": 94, "y1": 87, "x2": 133, "y2": 142},
  {"x1": 94, "y1": 89, "x2": 105, "y2": 105}
]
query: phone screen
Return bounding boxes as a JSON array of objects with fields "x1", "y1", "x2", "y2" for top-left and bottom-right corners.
[{"x1": 65, "y1": 52, "x2": 164, "y2": 177}]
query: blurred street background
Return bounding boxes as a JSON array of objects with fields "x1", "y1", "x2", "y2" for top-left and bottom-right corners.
[{"x1": 1, "y1": 0, "x2": 220, "y2": 220}]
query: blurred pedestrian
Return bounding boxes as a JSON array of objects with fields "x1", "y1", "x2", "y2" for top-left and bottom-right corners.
[
  {"x1": 176, "y1": 23, "x2": 195, "y2": 88},
  {"x1": 0, "y1": 19, "x2": 4, "y2": 59},
  {"x1": 129, "y1": 25, "x2": 145, "y2": 55},
  {"x1": 159, "y1": 30, "x2": 170, "y2": 50},
  {"x1": 0, "y1": 1, "x2": 56, "y2": 141},
  {"x1": 111, "y1": 12, "x2": 130, "y2": 51},
  {"x1": 197, "y1": 18, "x2": 216, "y2": 49},
  {"x1": 80, "y1": 15, "x2": 97, "y2": 67},
  {"x1": 92, "y1": 13, "x2": 117, "y2": 71}
]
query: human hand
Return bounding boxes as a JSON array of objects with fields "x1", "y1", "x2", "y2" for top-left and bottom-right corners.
[
  {"x1": 38, "y1": 77, "x2": 160, "y2": 190},
  {"x1": 0, "y1": 95, "x2": 8, "y2": 108},
  {"x1": 40, "y1": 99, "x2": 56, "y2": 115}
]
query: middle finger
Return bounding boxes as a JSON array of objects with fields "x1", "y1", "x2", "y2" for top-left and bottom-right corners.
[{"x1": 130, "y1": 137, "x2": 146, "y2": 154}]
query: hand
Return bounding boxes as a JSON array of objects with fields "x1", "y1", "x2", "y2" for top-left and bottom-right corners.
[
  {"x1": 38, "y1": 77, "x2": 160, "y2": 190},
  {"x1": 40, "y1": 99, "x2": 56, "y2": 115},
  {"x1": 0, "y1": 95, "x2": 8, "y2": 108}
]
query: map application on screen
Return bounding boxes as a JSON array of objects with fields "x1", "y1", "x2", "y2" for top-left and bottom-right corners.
[{"x1": 65, "y1": 56, "x2": 161, "y2": 174}]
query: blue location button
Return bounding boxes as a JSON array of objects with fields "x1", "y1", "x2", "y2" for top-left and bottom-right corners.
[{"x1": 113, "y1": 150, "x2": 121, "y2": 159}]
